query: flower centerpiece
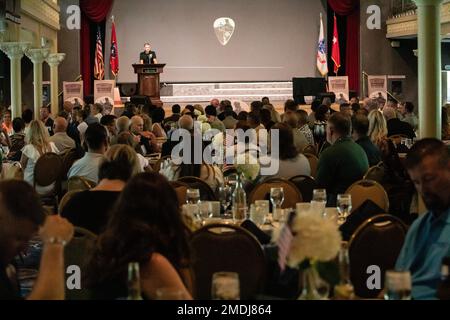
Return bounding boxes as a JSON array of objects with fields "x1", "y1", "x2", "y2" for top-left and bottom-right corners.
[
  {"x1": 277, "y1": 213, "x2": 342, "y2": 300},
  {"x1": 235, "y1": 153, "x2": 260, "y2": 182}
]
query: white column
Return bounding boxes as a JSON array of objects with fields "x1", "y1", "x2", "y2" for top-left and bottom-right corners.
[
  {"x1": 415, "y1": 0, "x2": 443, "y2": 139},
  {"x1": 0, "y1": 42, "x2": 31, "y2": 119},
  {"x1": 46, "y1": 53, "x2": 66, "y2": 113},
  {"x1": 26, "y1": 49, "x2": 50, "y2": 119}
]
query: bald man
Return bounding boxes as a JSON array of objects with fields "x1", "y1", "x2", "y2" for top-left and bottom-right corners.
[
  {"x1": 178, "y1": 114, "x2": 194, "y2": 131},
  {"x1": 130, "y1": 115, "x2": 153, "y2": 155},
  {"x1": 49, "y1": 117, "x2": 76, "y2": 154}
]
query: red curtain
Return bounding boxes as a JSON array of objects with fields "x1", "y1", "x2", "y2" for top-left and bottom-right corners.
[
  {"x1": 328, "y1": 0, "x2": 360, "y2": 94},
  {"x1": 80, "y1": 0, "x2": 114, "y2": 96}
]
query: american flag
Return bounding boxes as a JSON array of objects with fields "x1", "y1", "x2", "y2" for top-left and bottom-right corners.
[
  {"x1": 94, "y1": 26, "x2": 105, "y2": 80},
  {"x1": 276, "y1": 211, "x2": 296, "y2": 272}
]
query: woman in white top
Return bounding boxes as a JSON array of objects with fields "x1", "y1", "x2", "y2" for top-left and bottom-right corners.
[
  {"x1": 151, "y1": 107, "x2": 168, "y2": 139},
  {"x1": 261, "y1": 123, "x2": 311, "y2": 179},
  {"x1": 20, "y1": 120, "x2": 59, "y2": 194}
]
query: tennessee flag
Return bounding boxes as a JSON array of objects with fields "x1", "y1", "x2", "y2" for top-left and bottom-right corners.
[
  {"x1": 316, "y1": 13, "x2": 328, "y2": 77},
  {"x1": 110, "y1": 19, "x2": 119, "y2": 77},
  {"x1": 331, "y1": 15, "x2": 341, "y2": 75}
]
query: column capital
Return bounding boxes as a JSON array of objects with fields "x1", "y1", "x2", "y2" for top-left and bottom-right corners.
[
  {"x1": 26, "y1": 48, "x2": 50, "y2": 64},
  {"x1": 414, "y1": 0, "x2": 443, "y2": 7},
  {"x1": 46, "y1": 53, "x2": 66, "y2": 67},
  {"x1": 0, "y1": 42, "x2": 31, "y2": 60}
]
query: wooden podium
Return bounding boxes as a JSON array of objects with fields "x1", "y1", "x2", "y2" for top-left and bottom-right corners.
[{"x1": 132, "y1": 64, "x2": 166, "y2": 107}]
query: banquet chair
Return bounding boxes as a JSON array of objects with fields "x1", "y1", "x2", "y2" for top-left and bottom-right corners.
[
  {"x1": 58, "y1": 190, "x2": 81, "y2": 215},
  {"x1": 363, "y1": 162, "x2": 385, "y2": 183},
  {"x1": 303, "y1": 153, "x2": 319, "y2": 177},
  {"x1": 67, "y1": 176, "x2": 97, "y2": 192},
  {"x1": 64, "y1": 227, "x2": 98, "y2": 300},
  {"x1": 348, "y1": 214, "x2": 408, "y2": 299},
  {"x1": 345, "y1": 179, "x2": 389, "y2": 214},
  {"x1": 169, "y1": 181, "x2": 189, "y2": 206},
  {"x1": 61, "y1": 148, "x2": 84, "y2": 180},
  {"x1": 190, "y1": 223, "x2": 266, "y2": 300},
  {"x1": 302, "y1": 144, "x2": 317, "y2": 156},
  {"x1": 249, "y1": 178, "x2": 302, "y2": 209},
  {"x1": 0, "y1": 161, "x2": 24, "y2": 180},
  {"x1": 177, "y1": 176, "x2": 217, "y2": 201},
  {"x1": 34, "y1": 152, "x2": 63, "y2": 210},
  {"x1": 288, "y1": 175, "x2": 317, "y2": 202}
]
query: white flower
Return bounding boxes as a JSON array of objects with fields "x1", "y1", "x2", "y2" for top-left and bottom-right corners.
[
  {"x1": 235, "y1": 153, "x2": 260, "y2": 181},
  {"x1": 194, "y1": 109, "x2": 202, "y2": 117},
  {"x1": 286, "y1": 214, "x2": 342, "y2": 267}
]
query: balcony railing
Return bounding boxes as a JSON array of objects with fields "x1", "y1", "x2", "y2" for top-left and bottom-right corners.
[{"x1": 390, "y1": 0, "x2": 417, "y2": 18}]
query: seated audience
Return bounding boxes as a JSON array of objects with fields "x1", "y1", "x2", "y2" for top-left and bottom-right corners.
[
  {"x1": 221, "y1": 105, "x2": 238, "y2": 130},
  {"x1": 49, "y1": 117, "x2": 76, "y2": 154},
  {"x1": 163, "y1": 104, "x2": 181, "y2": 131},
  {"x1": 383, "y1": 106, "x2": 416, "y2": 139},
  {"x1": 261, "y1": 123, "x2": 310, "y2": 179},
  {"x1": 261, "y1": 108, "x2": 275, "y2": 130},
  {"x1": 308, "y1": 100, "x2": 321, "y2": 128},
  {"x1": 399, "y1": 102, "x2": 418, "y2": 132},
  {"x1": 151, "y1": 107, "x2": 167, "y2": 139},
  {"x1": 116, "y1": 132, "x2": 149, "y2": 171},
  {"x1": 2, "y1": 110, "x2": 13, "y2": 136},
  {"x1": 40, "y1": 106, "x2": 54, "y2": 136},
  {"x1": 262, "y1": 103, "x2": 281, "y2": 124},
  {"x1": 316, "y1": 113, "x2": 369, "y2": 206},
  {"x1": 67, "y1": 123, "x2": 108, "y2": 184},
  {"x1": 162, "y1": 115, "x2": 194, "y2": 157},
  {"x1": 205, "y1": 105, "x2": 225, "y2": 132},
  {"x1": 130, "y1": 115, "x2": 155, "y2": 155},
  {"x1": 352, "y1": 114, "x2": 382, "y2": 166},
  {"x1": 7, "y1": 118, "x2": 26, "y2": 161},
  {"x1": 0, "y1": 180, "x2": 74, "y2": 300},
  {"x1": 281, "y1": 99, "x2": 299, "y2": 122},
  {"x1": 296, "y1": 109, "x2": 314, "y2": 146},
  {"x1": 85, "y1": 173, "x2": 193, "y2": 300},
  {"x1": 396, "y1": 139, "x2": 450, "y2": 300},
  {"x1": 283, "y1": 113, "x2": 308, "y2": 153},
  {"x1": 62, "y1": 145, "x2": 140, "y2": 234},
  {"x1": 368, "y1": 109, "x2": 388, "y2": 149},
  {"x1": 20, "y1": 120, "x2": 59, "y2": 194}
]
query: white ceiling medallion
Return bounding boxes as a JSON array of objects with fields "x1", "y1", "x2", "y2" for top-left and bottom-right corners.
[{"x1": 214, "y1": 17, "x2": 235, "y2": 46}]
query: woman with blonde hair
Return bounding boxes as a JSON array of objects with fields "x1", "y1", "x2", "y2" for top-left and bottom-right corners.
[
  {"x1": 61, "y1": 144, "x2": 141, "y2": 234},
  {"x1": 368, "y1": 109, "x2": 388, "y2": 148},
  {"x1": 20, "y1": 120, "x2": 59, "y2": 194}
]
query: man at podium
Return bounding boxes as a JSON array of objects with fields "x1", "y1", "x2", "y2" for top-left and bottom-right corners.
[{"x1": 139, "y1": 43, "x2": 158, "y2": 64}]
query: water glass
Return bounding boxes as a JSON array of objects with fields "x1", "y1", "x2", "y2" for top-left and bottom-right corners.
[
  {"x1": 218, "y1": 185, "x2": 232, "y2": 214},
  {"x1": 384, "y1": 270, "x2": 412, "y2": 300},
  {"x1": 254, "y1": 200, "x2": 270, "y2": 216},
  {"x1": 198, "y1": 201, "x2": 212, "y2": 220},
  {"x1": 250, "y1": 204, "x2": 266, "y2": 226},
  {"x1": 270, "y1": 187, "x2": 285, "y2": 209},
  {"x1": 186, "y1": 188, "x2": 200, "y2": 205},
  {"x1": 337, "y1": 194, "x2": 352, "y2": 225},
  {"x1": 211, "y1": 272, "x2": 240, "y2": 300},
  {"x1": 209, "y1": 201, "x2": 221, "y2": 217},
  {"x1": 296, "y1": 202, "x2": 311, "y2": 216},
  {"x1": 312, "y1": 189, "x2": 327, "y2": 217}
]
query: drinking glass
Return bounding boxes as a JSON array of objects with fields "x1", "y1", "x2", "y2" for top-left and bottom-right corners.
[
  {"x1": 156, "y1": 287, "x2": 187, "y2": 300},
  {"x1": 211, "y1": 272, "x2": 240, "y2": 300},
  {"x1": 250, "y1": 204, "x2": 266, "y2": 227},
  {"x1": 312, "y1": 189, "x2": 327, "y2": 217},
  {"x1": 254, "y1": 200, "x2": 270, "y2": 216},
  {"x1": 384, "y1": 270, "x2": 412, "y2": 300},
  {"x1": 218, "y1": 185, "x2": 232, "y2": 215},
  {"x1": 198, "y1": 201, "x2": 212, "y2": 221},
  {"x1": 186, "y1": 188, "x2": 200, "y2": 205},
  {"x1": 270, "y1": 187, "x2": 285, "y2": 209},
  {"x1": 337, "y1": 194, "x2": 352, "y2": 225}
]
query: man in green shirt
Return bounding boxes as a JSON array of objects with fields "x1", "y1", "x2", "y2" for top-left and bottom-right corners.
[{"x1": 316, "y1": 112, "x2": 369, "y2": 206}]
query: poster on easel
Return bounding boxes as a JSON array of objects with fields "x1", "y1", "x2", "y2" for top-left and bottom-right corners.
[
  {"x1": 368, "y1": 75, "x2": 388, "y2": 102},
  {"x1": 63, "y1": 81, "x2": 84, "y2": 108},
  {"x1": 328, "y1": 76, "x2": 349, "y2": 103},
  {"x1": 94, "y1": 80, "x2": 115, "y2": 115}
]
